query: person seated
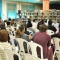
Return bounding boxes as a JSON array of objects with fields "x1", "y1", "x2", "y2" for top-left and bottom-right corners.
[
  {"x1": 0, "y1": 22, "x2": 12, "y2": 45},
  {"x1": 32, "y1": 19, "x2": 37, "y2": 29},
  {"x1": 51, "y1": 23, "x2": 60, "y2": 38},
  {"x1": 16, "y1": 25, "x2": 32, "y2": 42},
  {"x1": 22, "y1": 23, "x2": 30, "y2": 35},
  {"x1": 27, "y1": 19, "x2": 35, "y2": 36},
  {"x1": 0, "y1": 30, "x2": 12, "y2": 50},
  {"x1": 48, "y1": 19, "x2": 57, "y2": 33},
  {"x1": 10, "y1": 20, "x2": 15, "y2": 26},
  {"x1": 37, "y1": 19, "x2": 44, "y2": 30},
  {"x1": 0, "y1": 22, "x2": 6, "y2": 29},
  {"x1": 0, "y1": 29, "x2": 19, "y2": 60},
  {"x1": 8, "y1": 17, "x2": 11, "y2": 21},
  {"x1": 33, "y1": 24, "x2": 53, "y2": 60},
  {"x1": 4, "y1": 20, "x2": 10, "y2": 27},
  {"x1": 32, "y1": 19, "x2": 39, "y2": 32}
]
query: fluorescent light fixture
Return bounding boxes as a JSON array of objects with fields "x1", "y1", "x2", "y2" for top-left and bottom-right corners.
[
  {"x1": 35, "y1": 0, "x2": 42, "y2": 2},
  {"x1": 50, "y1": 0, "x2": 60, "y2": 1}
]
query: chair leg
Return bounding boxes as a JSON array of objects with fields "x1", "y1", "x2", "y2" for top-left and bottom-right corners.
[
  {"x1": 54, "y1": 56, "x2": 58, "y2": 60},
  {"x1": 54, "y1": 53, "x2": 58, "y2": 60}
]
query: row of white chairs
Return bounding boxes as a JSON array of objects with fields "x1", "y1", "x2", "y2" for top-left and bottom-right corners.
[
  {"x1": 1, "y1": 36, "x2": 60, "y2": 60},
  {"x1": 10, "y1": 35, "x2": 60, "y2": 59},
  {"x1": 9, "y1": 35, "x2": 48, "y2": 60},
  {"x1": 0, "y1": 36, "x2": 48, "y2": 60}
]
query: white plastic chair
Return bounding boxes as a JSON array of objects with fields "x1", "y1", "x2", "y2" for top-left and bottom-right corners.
[
  {"x1": 28, "y1": 42, "x2": 43, "y2": 58},
  {"x1": 0, "y1": 46, "x2": 10, "y2": 60},
  {"x1": 15, "y1": 38, "x2": 30, "y2": 60},
  {"x1": 16, "y1": 38, "x2": 48, "y2": 60},
  {"x1": 23, "y1": 54, "x2": 40, "y2": 60},
  {"x1": 10, "y1": 26, "x2": 14, "y2": 31},
  {"x1": 52, "y1": 37, "x2": 60, "y2": 60},
  {"x1": 35, "y1": 29, "x2": 39, "y2": 33},
  {"x1": 53, "y1": 38, "x2": 60, "y2": 54},
  {"x1": 23, "y1": 52, "x2": 48, "y2": 60},
  {"x1": 46, "y1": 29, "x2": 54, "y2": 35},
  {"x1": 5, "y1": 49, "x2": 21, "y2": 60},
  {"x1": 27, "y1": 30, "x2": 34, "y2": 36},
  {"x1": 23, "y1": 42, "x2": 48, "y2": 60},
  {"x1": 16, "y1": 38, "x2": 29, "y2": 53},
  {"x1": 9, "y1": 35, "x2": 18, "y2": 52},
  {"x1": 5, "y1": 50, "x2": 14, "y2": 60}
]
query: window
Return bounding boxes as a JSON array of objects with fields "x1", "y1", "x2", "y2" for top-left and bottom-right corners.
[{"x1": 21, "y1": 4, "x2": 35, "y2": 11}]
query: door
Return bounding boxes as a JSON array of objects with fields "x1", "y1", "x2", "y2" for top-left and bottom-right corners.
[{"x1": 7, "y1": 4, "x2": 16, "y2": 19}]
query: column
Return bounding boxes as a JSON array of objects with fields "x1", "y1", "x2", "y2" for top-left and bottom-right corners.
[{"x1": 43, "y1": 0, "x2": 49, "y2": 11}]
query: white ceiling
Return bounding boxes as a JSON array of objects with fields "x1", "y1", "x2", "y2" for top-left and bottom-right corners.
[{"x1": 4, "y1": 0, "x2": 60, "y2": 2}]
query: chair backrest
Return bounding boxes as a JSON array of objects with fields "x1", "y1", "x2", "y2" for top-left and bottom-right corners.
[
  {"x1": 9, "y1": 35, "x2": 16, "y2": 51},
  {"x1": 11, "y1": 26, "x2": 14, "y2": 31},
  {"x1": 53, "y1": 37, "x2": 60, "y2": 51},
  {"x1": 5, "y1": 49, "x2": 14, "y2": 60},
  {"x1": 0, "y1": 46, "x2": 21, "y2": 60},
  {"x1": 27, "y1": 30, "x2": 34, "y2": 36},
  {"x1": 23, "y1": 54, "x2": 40, "y2": 60},
  {"x1": 13, "y1": 52, "x2": 21, "y2": 60},
  {"x1": 46, "y1": 29, "x2": 54, "y2": 35},
  {"x1": 16, "y1": 38, "x2": 29, "y2": 53},
  {"x1": 28, "y1": 42, "x2": 43, "y2": 59},
  {"x1": 0, "y1": 46, "x2": 8, "y2": 60},
  {"x1": 5, "y1": 49, "x2": 21, "y2": 60}
]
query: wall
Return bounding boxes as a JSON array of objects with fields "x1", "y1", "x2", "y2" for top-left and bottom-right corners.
[
  {"x1": 2, "y1": 0, "x2": 42, "y2": 20},
  {"x1": 50, "y1": 4, "x2": 60, "y2": 10},
  {"x1": 43, "y1": 0, "x2": 49, "y2": 11},
  {"x1": 0, "y1": 0, "x2": 2, "y2": 18},
  {"x1": 35, "y1": 4, "x2": 42, "y2": 10},
  {"x1": 2, "y1": 0, "x2": 7, "y2": 20},
  {"x1": 2, "y1": 0, "x2": 19, "y2": 20},
  {"x1": 20, "y1": 2, "x2": 42, "y2": 10}
]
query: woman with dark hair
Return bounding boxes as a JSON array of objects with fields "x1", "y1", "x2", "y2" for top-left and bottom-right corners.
[
  {"x1": 48, "y1": 19, "x2": 57, "y2": 33},
  {"x1": 33, "y1": 24, "x2": 53, "y2": 60},
  {"x1": 32, "y1": 19, "x2": 37, "y2": 29},
  {"x1": 27, "y1": 19, "x2": 35, "y2": 35},
  {"x1": 27, "y1": 19, "x2": 32, "y2": 28},
  {"x1": 22, "y1": 23, "x2": 30, "y2": 35},
  {"x1": 0, "y1": 22, "x2": 6, "y2": 29},
  {"x1": 37, "y1": 19, "x2": 44, "y2": 30}
]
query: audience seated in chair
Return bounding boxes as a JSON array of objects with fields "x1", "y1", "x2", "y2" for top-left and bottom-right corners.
[
  {"x1": 0, "y1": 30, "x2": 12, "y2": 50},
  {"x1": 33, "y1": 24, "x2": 53, "y2": 60},
  {"x1": 27, "y1": 19, "x2": 35, "y2": 34},
  {"x1": 32, "y1": 19, "x2": 37, "y2": 29},
  {"x1": 22, "y1": 23, "x2": 30, "y2": 35},
  {"x1": 0, "y1": 22, "x2": 11, "y2": 44},
  {"x1": 0, "y1": 30, "x2": 20, "y2": 60},
  {"x1": 48, "y1": 19, "x2": 57, "y2": 33},
  {"x1": 51, "y1": 23, "x2": 60, "y2": 38},
  {"x1": 37, "y1": 19, "x2": 44, "y2": 30},
  {"x1": 16, "y1": 25, "x2": 32, "y2": 42}
]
